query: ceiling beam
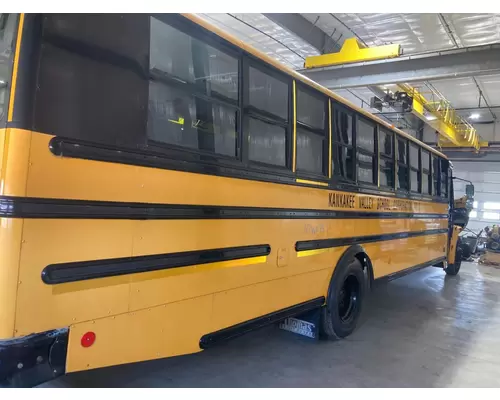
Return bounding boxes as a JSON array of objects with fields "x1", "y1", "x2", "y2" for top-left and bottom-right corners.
[
  {"x1": 262, "y1": 13, "x2": 341, "y2": 54},
  {"x1": 297, "y1": 44, "x2": 500, "y2": 89},
  {"x1": 263, "y1": 13, "x2": 393, "y2": 113}
]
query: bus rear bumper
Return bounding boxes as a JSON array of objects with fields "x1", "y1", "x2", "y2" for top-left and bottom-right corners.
[{"x1": 0, "y1": 328, "x2": 68, "y2": 387}]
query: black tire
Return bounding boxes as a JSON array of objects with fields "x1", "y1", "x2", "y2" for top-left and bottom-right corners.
[
  {"x1": 445, "y1": 243, "x2": 462, "y2": 276},
  {"x1": 320, "y1": 257, "x2": 366, "y2": 340},
  {"x1": 460, "y1": 242, "x2": 472, "y2": 260}
]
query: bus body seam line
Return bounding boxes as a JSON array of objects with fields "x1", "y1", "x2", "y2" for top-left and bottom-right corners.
[{"x1": 0, "y1": 195, "x2": 448, "y2": 220}]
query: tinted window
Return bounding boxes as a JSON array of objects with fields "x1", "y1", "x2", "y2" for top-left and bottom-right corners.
[
  {"x1": 148, "y1": 82, "x2": 237, "y2": 156},
  {"x1": 297, "y1": 128, "x2": 323, "y2": 174},
  {"x1": 248, "y1": 118, "x2": 286, "y2": 166},
  {"x1": 380, "y1": 159, "x2": 394, "y2": 187},
  {"x1": 441, "y1": 160, "x2": 448, "y2": 198},
  {"x1": 333, "y1": 145, "x2": 355, "y2": 181},
  {"x1": 422, "y1": 173, "x2": 429, "y2": 195},
  {"x1": 150, "y1": 17, "x2": 238, "y2": 101},
  {"x1": 357, "y1": 119, "x2": 375, "y2": 152},
  {"x1": 358, "y1": 152, "x2": 374, "y2": 184},
  {"x1": 380, "y1": 129, "x2": 393, "y2": 157},
  {"x1": 410, "y1": 169, "x2": 419, "y2": 192},
  {"x1": 34, "y1": 14, "x2": 150, "y2": 147},
  {"x1": 432, "y1": 156, "x2": 440, "y2": 195},
  {"x1": 334, "y1": 109, "x2": 352, "y2": 145},
  {"x1": 249, "y1": 66, "x2": 288, "y2": 119},
  {"x1": 409, "y1": 143, "x2": 419, "y2": 169},
  {"x1": 397, "y1": 165, "x2": 409, "y2": 191},
  {"x1": 397, "y1": 138, "x2": 407, "y2": 164},
  {"x1": 297, "y1": 88, "x2": 325, "y2": 129},
  {"x1": 422, "y1": 149, "x2": 430, "y2": 171}
]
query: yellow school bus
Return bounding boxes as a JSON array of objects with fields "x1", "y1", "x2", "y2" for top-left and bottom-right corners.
[{"x1": 0, "y1": 13, "x2": 470, "y2": 386}]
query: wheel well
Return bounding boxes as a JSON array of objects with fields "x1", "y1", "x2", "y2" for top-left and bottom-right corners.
[{"x1": 354, "y1": 252, "x2": 374, "y2": 288}]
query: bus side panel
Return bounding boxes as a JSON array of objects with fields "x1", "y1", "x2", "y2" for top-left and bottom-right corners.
[
  {"x1": 210, "y1": 268, "x2": 331, "y2": 331},
  {"x1": 368, "y1": 233, "x2": 448, "y2": 278},
  {"x1": 0, "y1": 218, "x2": 24, "y2": 339},
  {"x1": 0, "y1": 128, "x2": 31, "y2": 339},
  {"x1": 14, "y1": 216, "x2": 447, "y2": 335},
  {"x1": 65, "y1": 294, "x2": 212, "y2": 373},
  {"x1": 63, "y1": 231, "x2": 447, "y2": 373},
  {"x1": 14, "y1": 219, "x2": 135, "y2": 337}
]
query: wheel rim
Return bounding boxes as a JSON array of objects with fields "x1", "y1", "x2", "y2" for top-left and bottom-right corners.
[{"x1": 338, "y1": 274, "x2": 360, "y2": 323}]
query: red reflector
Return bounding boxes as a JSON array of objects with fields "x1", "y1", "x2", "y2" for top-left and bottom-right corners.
[{"x1": 81, "y1": 331, "x2": 96, "y2": 348}]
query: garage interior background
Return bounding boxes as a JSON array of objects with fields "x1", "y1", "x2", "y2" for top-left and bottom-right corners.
[{"x1": 197, "y1": 13, "x2": 500, "y2": 232}]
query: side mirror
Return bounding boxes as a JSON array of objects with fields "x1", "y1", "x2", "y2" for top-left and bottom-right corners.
[{"x1": 466, "y1": 184, "x2": 475, "y2": 199}]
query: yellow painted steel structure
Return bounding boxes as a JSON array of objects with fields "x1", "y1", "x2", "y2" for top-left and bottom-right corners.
[
  {"x1": 304, "y1": 38, "x2": 401, "y2": 69},
  {"x1": 401, "y1": 84, "x2": 485, "y2": 151},
  {"x1": 304, "y1": 38, "x2": 485, "y2": 151},
  {"x1": 0, "y1": 13, "x2": 459, "y2": 378}
]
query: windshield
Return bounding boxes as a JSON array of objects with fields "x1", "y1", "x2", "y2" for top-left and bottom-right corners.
[{"x1": 0, "y1": 13, "x2": 18, "y2": 126}]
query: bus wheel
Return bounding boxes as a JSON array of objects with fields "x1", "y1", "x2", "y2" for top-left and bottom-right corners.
[
  {"x1": 320, "y1": 257, "x2": 366, "y2": 340},
  {"x1": 445, "y1": 244, "x2": 463, "y2": 276}
]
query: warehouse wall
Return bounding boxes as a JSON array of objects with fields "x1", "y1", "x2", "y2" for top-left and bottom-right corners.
[{"x1": 453, "y1": 161, "x2": 500, "y2": 233}]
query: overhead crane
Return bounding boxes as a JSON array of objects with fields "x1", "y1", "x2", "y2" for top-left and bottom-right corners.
[{"x1": 304, "y1": 37, "x2": 487, "y2": 151}]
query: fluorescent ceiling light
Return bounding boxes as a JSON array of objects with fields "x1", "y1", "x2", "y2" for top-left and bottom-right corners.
[
  {"x1": 469, "y1": 113, "x2": 480, "y2": 120},
  {"x1": 426, "y1": 115, "x2": 437, "y2": 121}
]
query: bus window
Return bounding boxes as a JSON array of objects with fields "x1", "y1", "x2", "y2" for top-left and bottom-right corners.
[
  {"x1": 441, "y1": 158, "x2": 449, "y2": 198},
  {"x1": 332, "y1": 107, "x2": 354, "y2": 181},
  {"x1": 148, "y1": 82, "x2": 238, "y2": 156},
  {"x1": 150, "y1": 17, "x2": 238, "y2": 101},
  {"x1": 296, "y1": 87, "x2": 327, "y2": 175},
  {"x1": 248, "y1": 117, "x2": 286, "y2": 166},
  {"x1": 247, "y1": 63, "x2": 289, "y2": 168},
  {"x1": 296, "y1": 88, "x2": 325, "y2": 130},
  {"x1": 249, "y1": 66, "x2": 288, "y2": 120},
  {"x1": 432, "y1": 155, "x2": 440, "y2": 196},
  {"x1": 379, "y1": 128, "x2": 394, "y2": 189},
  {"x1": 33, "y1": 14, "x2": 150, "y2": 147},
  {"x1": 396, "y1": 137, "x2": 409, "y2": 191},
  {"x1": 422, "y1": 149, "x2": 431, "y2": 195},
  {"x1": 148, "y1": 17, "x2": 239, "y2": 157},
  {"x1": 356, "y1": 117, "x2": 376, "y2": 185},
  {"x1": 409, "y1": 142, "x2": 420, "y2": 193}
]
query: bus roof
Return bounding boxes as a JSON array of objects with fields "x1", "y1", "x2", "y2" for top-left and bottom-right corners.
[{"x1": 183, "y1": 13, "x2": 447, "y2": 160}]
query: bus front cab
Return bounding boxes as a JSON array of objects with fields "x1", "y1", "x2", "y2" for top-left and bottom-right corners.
[{"x1": 446, "y1": 174, "x2": 474, "y2": 275}]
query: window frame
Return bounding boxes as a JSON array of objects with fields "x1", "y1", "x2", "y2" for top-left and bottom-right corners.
[
  {"x1": 378, "y1": 127, "x2": 395, "y2": 191},
  {"x1": 147, "y1": 15, "x2": 242, "y2": 160},
  {"x1": 409, "y1": 142, "x2": 420, "y2": 193},
  {"x1": 440, "y1": 158, "x2": 449, "y2": 199},
  {"x1": 331, "y1": 101, "x2": 356, "y2": 183},
  {"x1": 396, "y1": 135, "x2": 410, "y2": 192},
  {"x1": 243, "y1": 56, "x2": 293, "y2": 171},
  {"x1": 421, "y1": 148, "x2": 432, "y2": 196},
  {"x1": 355, "y1": 115, "x2": 378, "y2": 186},
  {"x1": 295, "y1": 82, "x2": 329, "y2": 179},
  {"x1": 432, "y1": 154, "x2": 441, "y2": 197}
]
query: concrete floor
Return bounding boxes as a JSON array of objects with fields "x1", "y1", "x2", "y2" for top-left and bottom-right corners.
[{"x1": 41, "y1": 261, "x2": 500, "y2": 387}]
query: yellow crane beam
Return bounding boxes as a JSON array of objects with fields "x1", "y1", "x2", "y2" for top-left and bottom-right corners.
[
  {"x1": 304, "y1": 38, "x2": 401, "y2": 69},
  {"x1": 400, "y1": 83, "x2": 485, "y2": 151}
]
